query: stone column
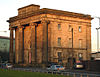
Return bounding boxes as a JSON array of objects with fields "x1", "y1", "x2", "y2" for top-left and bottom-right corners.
[
  {"x1": 42, "y1": 20, "x2": 50, "y2": 64},
  {"x1": 30, "y1": 23, "x2": 37, "y2": 64},
  {"x1": 15, "y1": 28, "x2": 18, "y2": 64},
  {"x1": 18, "y1": 26, "x2": 24, "y2": 63},
  {"x1": 9, "y1": 27, "x2": 14, "y2": 63}
]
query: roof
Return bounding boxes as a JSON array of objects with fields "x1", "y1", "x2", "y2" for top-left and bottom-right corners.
[
  {"x1": 0, "y1": 36, "x2": 15, "y2": 40},
  {"x1": 0, "y1": 36, "x2": 10, "y2": 39},
  {"x1": 7, "y1": 4, "x2": 93, "y2": 23}
]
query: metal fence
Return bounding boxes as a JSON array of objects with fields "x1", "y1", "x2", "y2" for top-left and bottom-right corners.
[{"x1": 12, "y1": 68, "x2": 100, "y2": 77}]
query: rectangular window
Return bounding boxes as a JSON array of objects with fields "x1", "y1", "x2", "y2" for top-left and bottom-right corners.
[
  {"x1": 58, "y1": 24, "x2": 61, "y2": 30},
  {"x1": 69, "y1": 25, "x2": 72, "y2": 31},
  {"x1": 79, "y1": 26, "x2": 81, "y2": 32},
  {"x1": 58, "y1": 37, "x2": 61, "y2": 46},
  {"x1": 69, "y1": 38, "x2": 72, "y2": 48},
  {"x1": 79, "y1": 39, "x2": 82, "y2": 48}
]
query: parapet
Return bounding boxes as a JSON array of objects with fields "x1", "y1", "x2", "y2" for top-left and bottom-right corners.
[{"x1": 18, "y1": 4, "x2": 40, "y2": 16}]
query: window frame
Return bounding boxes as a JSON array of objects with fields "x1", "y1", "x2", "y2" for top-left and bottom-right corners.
[
  {"x1": 69, "y1": 25, "x2": 72, "y2": 32},
  {"x1": 79, "y1": 26, "x2": 82, "y2": 32},
  {"x1": 58, "y1": 52, "x2": 62, "y2": 62},
  {"x1": 58, "y1": 24, "x2": 61, "y2": 30},
  {"x1": 58, "y1": 37, "x2": 61, "y2": 46}
]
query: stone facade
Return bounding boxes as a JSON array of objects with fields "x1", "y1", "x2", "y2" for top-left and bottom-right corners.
[{"x1": 7, "y1": 4, "x2": 92, "y2": 66}]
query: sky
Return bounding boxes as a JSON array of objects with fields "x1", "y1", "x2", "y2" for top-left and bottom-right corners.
[{"x1": 0, "y1": 0, "x2": 100, "y2": 52}]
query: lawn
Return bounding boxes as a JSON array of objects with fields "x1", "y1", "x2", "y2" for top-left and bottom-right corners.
[{"x1": 0, "y1": 69, "x2": 70, "y2": 77}]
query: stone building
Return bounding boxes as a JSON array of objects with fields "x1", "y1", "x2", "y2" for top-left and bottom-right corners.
[{"x1": 7, "y1": 4, "x2": 92, "y2": 66}]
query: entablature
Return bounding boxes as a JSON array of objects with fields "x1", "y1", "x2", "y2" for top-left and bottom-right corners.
[
  {"x1": 9, "y1": 13, "x2": 91, "y2": 28},
  {"x1": 7, "y1": 5, "x2": 93, "y2": 23}
]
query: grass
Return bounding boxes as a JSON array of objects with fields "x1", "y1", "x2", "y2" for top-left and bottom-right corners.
[{"x1": 0, "y1": 69, "x2": 71, "y2": 77}]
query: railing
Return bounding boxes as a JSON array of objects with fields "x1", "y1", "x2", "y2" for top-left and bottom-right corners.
[{"x1": 11, "y1": 68, "x2": 100, "y2": 77}]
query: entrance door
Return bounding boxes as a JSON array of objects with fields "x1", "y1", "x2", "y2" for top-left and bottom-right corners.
[{"x1": 58, "y1": 52, "x2": 62, "y2": 63}]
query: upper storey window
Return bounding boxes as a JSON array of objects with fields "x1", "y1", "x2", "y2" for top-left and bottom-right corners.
[
  {"x1": 58, "y1": 24, "x2": 61, "y2": 30},
  {"x1": 79, "y1": 26, "x2": 82, "y2": 32},
  {"x1": 69, "y1": 25, "x2": 72, "y2": 31},
  {"x1": 58, "y1": 37, "x2": 61, "y2": 46}
]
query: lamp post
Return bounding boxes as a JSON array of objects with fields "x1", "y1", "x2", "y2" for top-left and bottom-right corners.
[
  {"x1": 93, "y1": 16, "x2": 100, "y2": 52},
  {"x1": 96, "y1": 27, "x2": 100, "y2": 52}
]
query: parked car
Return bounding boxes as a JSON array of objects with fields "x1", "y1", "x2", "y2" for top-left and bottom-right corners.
[
  {"x1": 74, "y1": 62, "x2": 84, "y2": 69},
  {"x1": 1, "y1": 63, "x2": 13, "y2": 69},
  {"x1": 47, "y1": 65, "x2": 65, "y2": 71}
]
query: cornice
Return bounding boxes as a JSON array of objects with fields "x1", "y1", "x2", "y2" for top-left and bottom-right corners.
[{"x1": 7, "y1": 8, "x2": 93, "y2": 23}]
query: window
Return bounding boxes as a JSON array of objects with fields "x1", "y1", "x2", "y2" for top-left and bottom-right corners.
[
  {"x1": 58, "y1": 37, "x2": 61, "y2": 46},
  {"x1": 58, "y1": 24, "x2": 61, "y2": 30},
  {"x1": 69, "y1": 38, "x2": 72, "y2": 48},
  {"x1": 58, "y1": 52, "x2": 62, "y2": 62},
  {"x1": 69, "y1": 25, "x2": 72, "y2": 31},
  {"x1": 79, "y1": 39, "x2": 82, "y2": 48},
  {"x1": 79, "y1": 26, "x2": 81, "y2": 32}
]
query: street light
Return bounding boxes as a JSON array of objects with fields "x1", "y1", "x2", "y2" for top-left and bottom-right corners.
[
  {"x1": 94, "y1": 16, "x2": 100, "y2": 52},
  {"x1": 96, "y1": 27, "x2": 100, "y2": 52},
  {"x1": 93, "y1": 16, "x2": 100, "y2": 26},
  {"x1": 93, "y1": 16, "x2": 100, "y2": 52}
]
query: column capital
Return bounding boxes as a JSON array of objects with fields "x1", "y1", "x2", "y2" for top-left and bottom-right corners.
[
  {"x1": 18, "y1": 26, "x2": 24, "y2": 29},
  {"x1": 41, "y1": 20, "x2": 50, "y2": 24},
  {"x1": 9, "y1": 24, "x2": 13, "y2": 27},
  {"x1": 9, "y1": 27, "x2": 14, "y2": 30},
  {"x1": 30, "y1": 22, "x2": 37, "y2": 26}
]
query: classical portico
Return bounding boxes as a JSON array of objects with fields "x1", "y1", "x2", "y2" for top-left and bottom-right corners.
[
  {"x1": 8, "y1": 4, "x2": 92, "y2": 66},
  {"x1": 9, "y1": 18, "x2": 50, "y2": 64}
]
